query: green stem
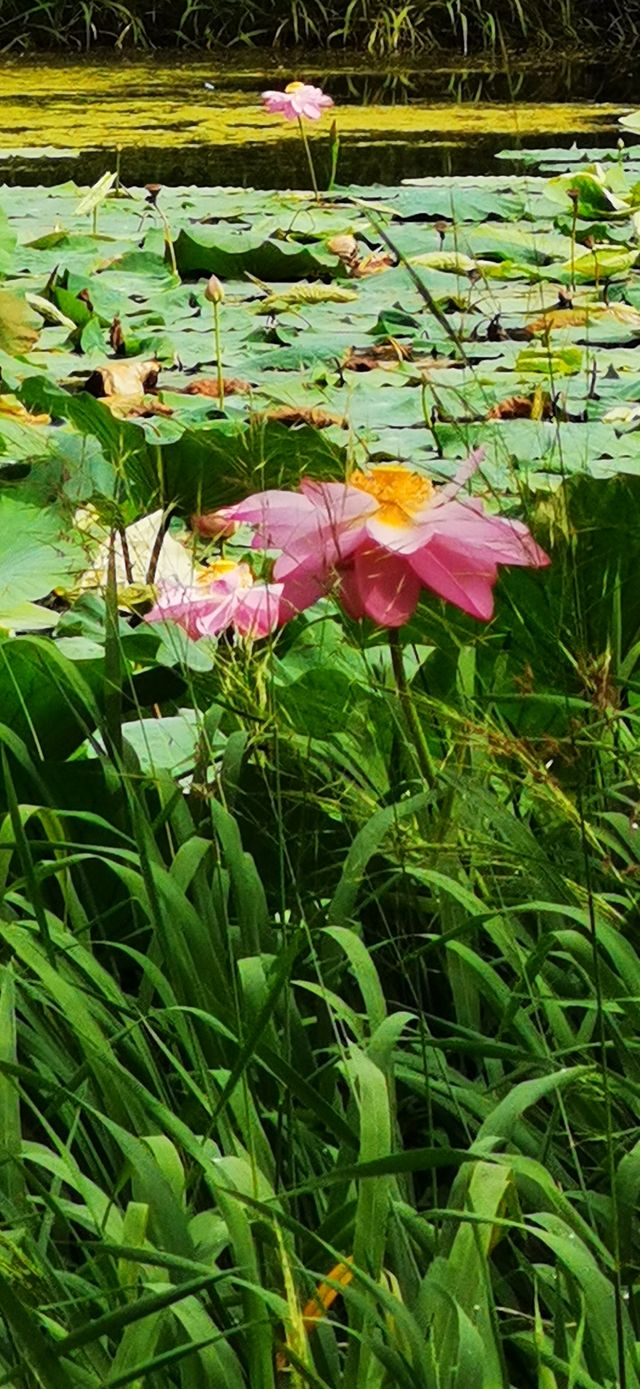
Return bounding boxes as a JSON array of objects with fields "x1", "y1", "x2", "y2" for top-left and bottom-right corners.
[
  {"x1": 389, "y1": 630, "x2": 435, "y2": 788},
  {"x1": 298, "y1": 116, "x2": 320, "y2": 201},
  {"x1": 327, "y1": 119, "x2": 340, "y2": 193},
  {"x1": 570, "y1": 195, "x2": 578, "y2": 294},
  {"x1": 158, "y1": 208, "x2": 178, "y2": 277},
  {"x1": 212, "y1": 299, "x2": 224, "y2": 411}
]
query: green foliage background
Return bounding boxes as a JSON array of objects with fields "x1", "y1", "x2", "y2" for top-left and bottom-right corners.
[{"x1": 3, "y1": 0, "x2": 640, "y2": 52}]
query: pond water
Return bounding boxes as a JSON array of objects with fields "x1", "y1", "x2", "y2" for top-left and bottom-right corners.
[{"x1": 0, "y1": 52, "x2": 637, "y2": 188}]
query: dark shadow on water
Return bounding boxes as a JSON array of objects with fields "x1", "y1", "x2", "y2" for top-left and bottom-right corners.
[{"x1": 0, "y1": 128, "x2": 635, "y2": 189}]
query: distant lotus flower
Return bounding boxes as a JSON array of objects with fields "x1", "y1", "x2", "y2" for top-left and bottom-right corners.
[
  {"x1": 261, "y1": 81, "x2": 334, "y2": 122},
  {"x1": 145, "y1": 559, "x2": 286, "y2": 640},
  {"x1": 261, "y1": 81, "x2": 333, "y2": 201},
  {"x1": 218, "y1": 453, "x2": 549, "y2": 627}
]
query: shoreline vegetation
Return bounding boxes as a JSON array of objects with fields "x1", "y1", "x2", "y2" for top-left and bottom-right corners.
[{"x1": 2, "y1": 0, "x2": 640, "y2": 55}]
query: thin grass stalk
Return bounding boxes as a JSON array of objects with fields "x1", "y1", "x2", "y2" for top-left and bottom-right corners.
[{"x1": 388, "y1": 631, "x2": 435, "y2": 786}]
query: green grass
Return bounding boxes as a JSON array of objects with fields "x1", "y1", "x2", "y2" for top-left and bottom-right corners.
[
  {"x1": 1, "y1": 161, "x2": 640, "y2": 1387},
  {"x1": 1, "y1": 474, "x2": 640, "y2": 1386},
  {"x1": 2, "y1": 0, "x2": 640, "y2": 53}
]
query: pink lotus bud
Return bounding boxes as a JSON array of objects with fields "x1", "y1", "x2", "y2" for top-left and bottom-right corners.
[
  {"x1": 204, "y1": 275, "x2": 225, "y2": 304},
  {"x1": 190, "y1": 511, "x2": 237, "y2": 540}
]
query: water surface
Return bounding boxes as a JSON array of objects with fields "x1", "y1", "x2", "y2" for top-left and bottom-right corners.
[{"x1": 0, "y1": 52, "x2": 636, "y2": 187}]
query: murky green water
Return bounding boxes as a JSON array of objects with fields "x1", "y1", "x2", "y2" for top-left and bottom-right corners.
[{"x1": 0, "y1": 52, "x2": 637, "y2": 187}]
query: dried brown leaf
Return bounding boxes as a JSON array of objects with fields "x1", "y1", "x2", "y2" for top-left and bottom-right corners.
[
  {"x1": 84, "y1": 359, "x2": 161, "y2": 401},
  {"x1": 487, "y1": 391, "x2": 552, "y2": 421},
  {"x1": 351, "y1": 250, "x2": 395, "y2": 277},
  {"x1": 255, "y1": 405, "x2": 346, "y2": 429},
  {"x1": 343, "y1": 341, "x2": 412, "y2": 371},
  {"x1": 183, "y1": 377, "x2": 251, "y2": 397}
]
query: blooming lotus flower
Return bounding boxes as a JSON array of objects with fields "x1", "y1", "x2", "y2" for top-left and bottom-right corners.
[
  {"x1": 262, "y1": 81, "x2": 334, "y2": 122},
  {"x1": 218, "y1": 454, "x2": 549, "y2": 627},
  {"x1": 145, "y1": 559, "x2": 285, "y2": 640}
]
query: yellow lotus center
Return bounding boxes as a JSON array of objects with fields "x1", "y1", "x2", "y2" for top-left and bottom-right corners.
[
  {"x1": 285, "y1": 81, "x2": 305, "y2": 93},
  {"x1": 350, "y1": 465, "x2": 434, "y2": 527},
  {"x1": 197, "y1": 558, "x2": 252, "y2": 588}
]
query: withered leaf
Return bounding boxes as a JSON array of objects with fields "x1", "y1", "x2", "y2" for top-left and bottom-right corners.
[
  {"x1": 84, "y1": 359, "x2": 161, "y2": 401},
  {"x1": 255, "y1": 406, "x2": 346, "y2": 429},
  {"x1": 343, "y1": 341, "x2": 412, "y2": 371},
  {"x1": 351, "y1": 250, "x2": 395, "y2": 277},
  {"x1": 487, "y1": 390, "x2": 553, "y2": 421},
  {"x1": 527, "y1": 303, "x2": 640, "y2": 336},
  {"x1": 104, "y1": 395, "x2": 174, "y2": 420},
  {"x1": 183, "y1": 377, "x2": 251, "y2": 397}
]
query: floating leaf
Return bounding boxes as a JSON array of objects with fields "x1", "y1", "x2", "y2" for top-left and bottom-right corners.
[
  {"x1": 173, "y1": 228, "x2": 338, "y2": 281},
  {"x1": 409, "y1": 250, "x2": 476, "y2": 273},
  {"x1": 0, "y1": 497, "x2": 84, "y2": 631},
  {"x1": 559, "y1": 247, "x2": 640, "y2": 281},
  {"x1": 515, "y1": 343, "x2": 583, "y2": 376}
]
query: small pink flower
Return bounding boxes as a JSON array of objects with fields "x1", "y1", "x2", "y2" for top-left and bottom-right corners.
[
  {"x1": 145, "y1": 560, "x2": 286, "y2": 640},
  {"x1": 218, "y1": 453, "x2": 549, "y2": 627},
  {"x1": 262, "y1": 81, "x2": 334, "y2": 122}
]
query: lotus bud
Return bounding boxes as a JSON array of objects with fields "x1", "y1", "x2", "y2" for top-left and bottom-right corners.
[
  {"x1": 190, "y1": 511, "x2": 237, "y2": 540},
  {"x1": 204, "y1": 274, "x2": 225, "y2": 304}
]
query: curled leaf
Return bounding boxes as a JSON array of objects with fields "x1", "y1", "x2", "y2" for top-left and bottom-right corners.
[{"x1": 255, "y1": 283, "x2": 358, "y2": 314}]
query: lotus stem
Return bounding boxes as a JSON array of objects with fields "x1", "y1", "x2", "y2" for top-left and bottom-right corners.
[
  {"x1": 157, "y1": 208, "x2": 178, "y2": 277},
  {"x1": 569, "y1": 190, "x2": 578, "y2": 294},
  {"x1": 327, "y1": 119, "x2": 340, "y2": 193},
  {"x1": 297, "y1": 116, "x2": 320, "y2": 202},
  {"x1": 389, "y1": 630, "x2": 435, "y2": 787},
  {"x1": 212, "y1": 299, "x2": 224, "y2": 410}
]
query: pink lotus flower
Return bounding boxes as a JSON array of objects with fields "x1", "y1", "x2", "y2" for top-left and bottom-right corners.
[
  {"x1": 145, "y1": 559, "x2": 286, "y2": 640},
  {"x1": 217, "y1": 453, "x2": 549, "y2": 627},
  {"x1": 262, "y1": 81, "x2": 334, "y2": 122}
]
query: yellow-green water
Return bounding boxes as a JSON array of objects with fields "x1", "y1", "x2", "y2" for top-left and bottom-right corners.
[{"x1": 0, "y1": 55, "x2": 634, "y2": 186}]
